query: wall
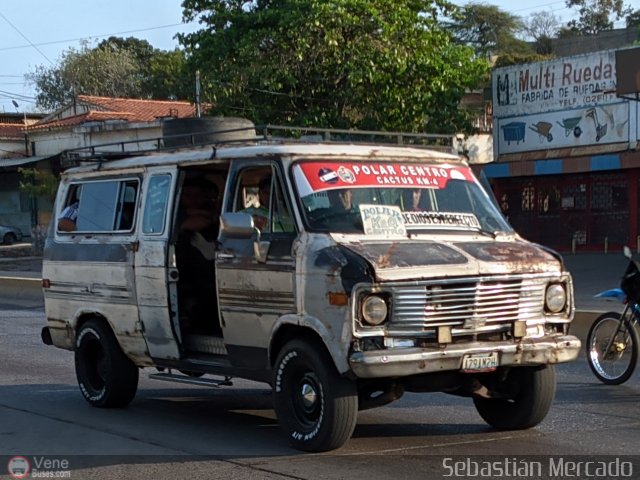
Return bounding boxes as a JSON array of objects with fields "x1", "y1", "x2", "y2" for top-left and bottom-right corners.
[
  {"x1": 552, "y1": 24, "x2": 640, "y2": 57},
  {"x1": 0, "y1": 172, "x2": 32, "y2": 235},
  {"x1": 28, "y1": 123, "x2": 163, "y2": 157},
  {"x1": 0, "y1": 139, "x2": 26, "y2": 158}
]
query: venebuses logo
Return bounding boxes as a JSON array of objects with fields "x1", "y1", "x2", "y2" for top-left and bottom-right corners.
[{"x1": 7, "y1": 456, "x2": 30, "y2": 479}]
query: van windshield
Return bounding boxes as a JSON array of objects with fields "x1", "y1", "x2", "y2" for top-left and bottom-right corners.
[{"x1": 292, "y1": 160, "x2": 513, "y2": 235}]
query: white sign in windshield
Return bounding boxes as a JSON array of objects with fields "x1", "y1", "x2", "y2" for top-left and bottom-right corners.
[
  {"x1": 402, "y1": 211, "x2": 481, "y2": 230},
  {"x1": 359, "y1": 204, "x2": 406, "y2": 236}
]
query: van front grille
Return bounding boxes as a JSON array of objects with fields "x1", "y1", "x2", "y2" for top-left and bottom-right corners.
[{"x1": 389, "y1": 277, "x2": 546, "y2": 333}]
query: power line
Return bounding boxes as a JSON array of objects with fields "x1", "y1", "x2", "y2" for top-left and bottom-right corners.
[
  {"x1": 0, "y1": 89, "x2": 36, "y2": 101},
  {"x1": 0, "y1": 21, "x2": 198, "y2": 53},
  {"x1": 507, "y1": 1, "x2": 568, "y2": 14},
  {"x1": 0, "y1": 10, "x2": 54, "y2": 65}
]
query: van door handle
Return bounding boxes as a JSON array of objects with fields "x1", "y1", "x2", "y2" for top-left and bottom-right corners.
[
  {"x1": 217, "y1": 252, "x2": 234, "y2": 260},
  {"x1": 168, "y1": 268, "x2": 179, "y2": 282}
]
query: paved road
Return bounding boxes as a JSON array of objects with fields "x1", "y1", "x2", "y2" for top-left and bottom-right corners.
[{"x1": 1, "y1": 297, "x2": 639, "y2": 479}]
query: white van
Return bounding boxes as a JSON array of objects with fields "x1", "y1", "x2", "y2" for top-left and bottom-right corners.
[{"x1": 41, "y1": 125, "x2": 580, "y2": 451}]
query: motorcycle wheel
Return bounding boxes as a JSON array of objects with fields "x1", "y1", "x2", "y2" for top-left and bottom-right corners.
[{"x1": 586, "y1": 312, "x2": 639, "y2": 385}]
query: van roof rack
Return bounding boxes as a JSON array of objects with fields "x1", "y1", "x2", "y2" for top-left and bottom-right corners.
[{"x1": 59, "y1": 123, "x2": 460, "y2": 168}]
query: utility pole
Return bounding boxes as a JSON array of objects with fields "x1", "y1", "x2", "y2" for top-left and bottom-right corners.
[
  {"x1": 12, "y1": 100, "x2": 28, "y2": 156},
  {"x1": 195, "y1": 70, "x2": 202, "y2": 118}
]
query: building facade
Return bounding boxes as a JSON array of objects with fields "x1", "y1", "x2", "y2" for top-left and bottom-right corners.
[
  {"x1": 0, "y1": 96, "x2": 197, "y2": 235},
  {"x1": 485, "y1": 47, "x2": 640, "y2": 252}
]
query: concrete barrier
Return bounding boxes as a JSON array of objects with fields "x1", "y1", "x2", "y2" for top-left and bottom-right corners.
[{"x1": 0, "y1": 275, "x2": 43, "y2": 305}]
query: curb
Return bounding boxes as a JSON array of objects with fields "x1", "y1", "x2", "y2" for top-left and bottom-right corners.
[
  {"x1": 0, "y1": 276, "x2": 42, "y2": 293},
  {"x1": 0, "y1": 276, "x2": 43, "y2": 304}
]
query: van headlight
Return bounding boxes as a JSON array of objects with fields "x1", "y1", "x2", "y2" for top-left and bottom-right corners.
[
  {"x1": 545, "y1": 283, "x2": 566, "y2": 313},
  {"x1": 361, "y1": 295, "x2": 388, "y2": 326}
]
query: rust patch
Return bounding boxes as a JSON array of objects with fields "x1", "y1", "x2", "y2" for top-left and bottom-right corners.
[
  {"x1": 376, "y1": 242, "x2": 399, "y2": 269},
  {"x1": 343, "y1": 241, "x2": 467, "y2": 270},
  {"x1": 455, "y1": 241, "x2": 556, "y2": 268}
]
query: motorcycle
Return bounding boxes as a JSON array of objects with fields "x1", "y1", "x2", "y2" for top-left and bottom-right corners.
[{"x1": 587, "y1": 247, "x2": 640, "y2": 385}]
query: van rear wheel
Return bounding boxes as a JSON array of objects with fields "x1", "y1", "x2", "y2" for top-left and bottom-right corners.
[
  {"x1": 75, "y1": 319, "x2": 139, "y2": 408},
  {"x1": 273, "y1": 339, "x2": 358, "y2": 452}
]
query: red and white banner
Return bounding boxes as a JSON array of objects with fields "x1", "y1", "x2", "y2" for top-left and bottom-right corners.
[{"x1": 293, "y1": 162, "x2": 474, "y2": 195}]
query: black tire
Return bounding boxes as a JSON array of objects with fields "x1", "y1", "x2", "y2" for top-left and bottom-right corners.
[
  {"x1": 3, "y1": 232, "x2": 16, "y2": 245},
  {"x1": 586, "y1": 312, "x2": 639, "y2": 385},
  {"x1": 273, "y1": 339, "x2": 358, "y2": 452},
  {"x1": 473, "y1": 366, "x2": 556, "y2": 430},
  {"x1": 75, "y1": 319, "x2": 139, "y2": 408}
]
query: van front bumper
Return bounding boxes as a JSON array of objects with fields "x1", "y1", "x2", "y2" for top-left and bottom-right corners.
[{"x1": 349, "y1": 334, "x2": 581, "y2": 378}]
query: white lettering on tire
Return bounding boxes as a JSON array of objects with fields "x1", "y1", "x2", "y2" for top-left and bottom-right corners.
[
  {"x1": 76, "y1": 326, "x2": 106, "y2": 402},
  {"x1": 275, "y1": 350, "x2": 297, "y2": 393},
  {"x1": 275, "y1": 348, "x2": 324, "y2": 443}
]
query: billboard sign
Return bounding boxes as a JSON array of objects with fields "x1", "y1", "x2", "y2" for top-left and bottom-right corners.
[
  {"x1": 491, "y1": 49, "x2": 634, "y2": 156},
  {"x1": 496, "y1": 103, "x2": 629, "y2": 154},
  {"x1": 493, "y1": 50, "x2": 617, "y2": 117}
]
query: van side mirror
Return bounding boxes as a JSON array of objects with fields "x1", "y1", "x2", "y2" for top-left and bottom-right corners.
[
  {"x1": 220, "y1": 212, "x2": 270, "y2": 263},
  {"x1": 220, "y1": 212, "x2": 256, "y2": 238}
]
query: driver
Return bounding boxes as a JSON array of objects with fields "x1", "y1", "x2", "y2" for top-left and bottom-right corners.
[{"x1": 327, "y1": 189, "x2": 353, "y2": 212}]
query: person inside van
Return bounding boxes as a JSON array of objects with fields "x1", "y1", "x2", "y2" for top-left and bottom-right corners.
[
  {"x1": 240, "y1": 174, "x2": 271, "y2": 231},
  {"x1": 327, "y1": 188, "x2": 353, "y2": 212},
  {"x1": 176, "y1": 177, "x2": 220, "y2": 334},
  {"x1": 58, "y1": 186, "x2": 81, "y2": 231},
  {"x1": 402, "y1": 188, "x2": 429, "y2": 212}
]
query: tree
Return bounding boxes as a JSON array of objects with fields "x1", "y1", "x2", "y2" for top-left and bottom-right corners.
[
  {"x1": 146, "y1": 49, "x2": 193, "y2": 100},
  {"x1": 525, "y1": 11, "x2": 561, "y2": 54},
  {"x1": 28, "y1": 42, "x2": 142, "y2": 110},
  {"x1": 178, "y1": 0, "x2": 488, "y2": 134},
  {"x1": 18, "y1": 168, "x2": 58, "y2": 201},
  {"x1": 97, "y1": 37, "x2": 194, "y2": 99},
  {"x1": 97, "y1": 36, "x2": 156, "y2": 66},
  {"x1": 564, "y1": 0, "x2": 632, "y2": 35},
  {"x1": 28, "y1": 39, "x2": 193, "y2": 111},
  {"x1": 447, "y1": 3, "x2": 531, "y2": 58},
  {"x1": 627, "y1": 9, "x2": 640, "y2": 26}
]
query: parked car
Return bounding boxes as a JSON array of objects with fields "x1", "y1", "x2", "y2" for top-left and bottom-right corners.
[{"x1": 0, "y1": 225, "x2": 22, "y2": 245}]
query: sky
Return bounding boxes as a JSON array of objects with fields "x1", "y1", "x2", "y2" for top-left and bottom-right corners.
[
  {"x1": 453, "y1": 0, "x2": 576, "y2": 21},
  {"x1": 0, "y1": 0, "x2": 627, "y2": 114},
  {"x1": 0, "y1": 0, "x2": 200, "y2": 113}
]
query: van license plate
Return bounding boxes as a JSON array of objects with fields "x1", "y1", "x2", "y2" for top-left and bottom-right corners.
[{"x1": 461, "y1": 352, "x2": 499, "y2": 372}]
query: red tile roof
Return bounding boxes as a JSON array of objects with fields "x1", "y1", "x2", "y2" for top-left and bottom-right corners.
[
  {"x1": 0, "y1": 123, "x2": 24, "y2": 138},
  {"x1": 27, "y1": 95, "x2": 197, "y2": 132},
  {"x1": 77, "y1": 95, "x2": 197, "y2": 121}
]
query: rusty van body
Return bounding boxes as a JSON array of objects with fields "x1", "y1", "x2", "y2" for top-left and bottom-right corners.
[{"x1": 41, "y1": 134, "x2": 580, "y2": 452}]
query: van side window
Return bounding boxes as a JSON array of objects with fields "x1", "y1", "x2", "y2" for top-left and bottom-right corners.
[
  {"x1": 117, "y1": 181, "x2": 138, "y2": 230},
  {"x1": 233, "y1": 167, "x2": 294, "y2": 234},
  {"x1": 142, "y1": 175, "x2": 171, "y2": 234},
  {"x1": 59, "y1": 179, "x2": 139, "y2": 233}
]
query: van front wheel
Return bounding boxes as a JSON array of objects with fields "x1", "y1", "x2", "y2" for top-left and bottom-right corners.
[
  {"x1": 273, "y1": 339, "x2": 358, "y2": 452},
  {"x1": 75, "y1": 319, "x2": 139, "y2": 408},
  {"x1": 473, "y1": 365, "x2": 556, "y2": 430}
]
